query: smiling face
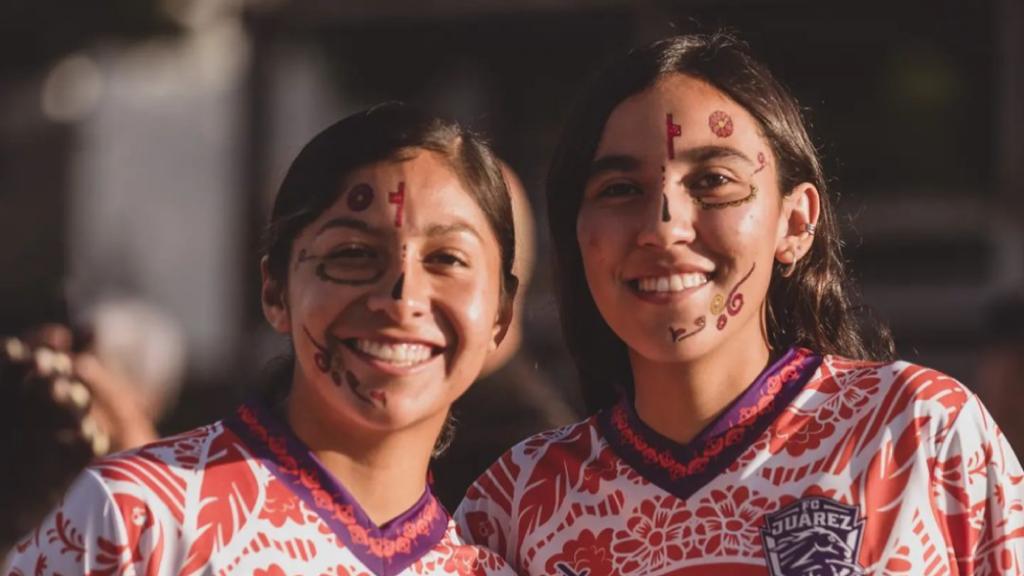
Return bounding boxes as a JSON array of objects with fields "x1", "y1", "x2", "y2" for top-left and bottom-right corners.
[
  {"x1": 577, "y1": 74, "x2": 804, "y2": 365},
  {"x1": 263, "y1": 149, "x2": 506, "y2": 436}
]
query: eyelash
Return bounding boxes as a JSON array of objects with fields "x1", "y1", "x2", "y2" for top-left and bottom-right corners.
[
  {"x1": 425, "y1": 250, "x2": 469, "y2": 268},
  {"x1": 596, "y1": 182, "x2": 643, "y2": 198}
]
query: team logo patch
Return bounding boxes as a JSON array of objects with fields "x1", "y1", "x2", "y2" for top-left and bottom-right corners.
[{"x1": 761, "y1": 496, "x2": 865, "y2": 576}]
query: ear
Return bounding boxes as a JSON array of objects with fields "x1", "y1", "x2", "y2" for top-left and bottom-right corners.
[
  {"x1": 774, "y1": 182, "x2": 820, "y2": 265},
  {"x1": 260, "y1": 256, "x2": 291, "y2": 334},
  {"x1": 489, "y1": 275, "x2": 519, "y2": 351}
]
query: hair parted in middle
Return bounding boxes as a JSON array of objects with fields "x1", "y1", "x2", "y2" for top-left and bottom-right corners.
[{"x1": 546, "y1": 32, "x2": 893, "y2": 413}]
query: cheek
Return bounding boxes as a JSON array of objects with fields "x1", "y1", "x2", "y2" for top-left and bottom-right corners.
[{"x1": 576, "y1": 212, "x2": 619, "y2": 269}]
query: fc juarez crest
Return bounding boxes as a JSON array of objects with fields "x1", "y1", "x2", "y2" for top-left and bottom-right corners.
[{"x1": 761, "y1": 496, "x2": 865, "y2": 576}]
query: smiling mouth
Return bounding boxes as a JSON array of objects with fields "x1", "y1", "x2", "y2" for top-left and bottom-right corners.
[
  {"x1": 342, "y1": 339, "x2": 443, "y2": 368},
  {"x1": 630, "y1": 272, "x2": 710, "y2": 294}
]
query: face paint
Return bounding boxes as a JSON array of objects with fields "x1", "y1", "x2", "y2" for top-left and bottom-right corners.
[
  {"x1": 714, "y1": 262, "x2": 756, "y2": 331},
  {"x1": 315, "y1": 262, "x2": 385, "y2": 286},
  {"x1": 710, "y1": 293, "x2": 726, "y2": 315},
  {"x1": 669, "y1": 316, "x2": 707, "y2": 343},
  {"x1": 388, "y1": 182, "x2": 406, "y2": 228},
  {"x1": 346, "y1": 183, "x2": 375, "y2": 212},
  {"x1": 694, "y1": 184, "x2": 758, "y2": 211},
  {"x1": 661, "y1": 193, "x2": 671, "y2": 222},
  {"x1": 303, "y1": 325, "x2": 331, "y2": 374},
  {"x1": 752, "y1": 152, "x2": 767, "y2": 175},
  {"x1": 708, "y1": 110, "x2": 734, "y2": 138},
  {"x1": 666, "y1": 114, "x2": 682, "y2": 159},
  {"x1": 390, "y1": 273, "x2": 405, "y2": 300},
  {"x1": 345, "y1": 369, "x2": 373, "y2": 405}
]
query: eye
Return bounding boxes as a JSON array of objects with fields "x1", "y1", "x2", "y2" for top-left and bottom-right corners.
[
  {"x1": 324, "y1": 245, "x2": 378, "y2": 262},
  {"x1": 597, "y1": 182, "x2": 643, "y2": 199},
  {"x1": 424, "y1": 250, "x2": 469, "y2": 268},
  {"x1": 688, "y1": 172, "x2": 734, "y2": 190}
]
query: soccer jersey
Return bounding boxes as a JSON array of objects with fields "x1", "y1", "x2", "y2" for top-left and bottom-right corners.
[
  {"x1": 456, "y1": 348, "x2": 1024, "y2": 575},
  {"x1": 5, "y1": 401, "x2": 514, "y2": 576}
]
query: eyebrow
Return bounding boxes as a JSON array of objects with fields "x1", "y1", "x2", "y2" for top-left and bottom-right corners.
[
  {"x1": 423, "y1": 221, "x2": 484, "y2": 242},
  {"x1": 676, "y1": 145, "x2": 754, "y2": 165},
  {"x1": 588, "y1": 145, "x2": 754, "y2": 179},
  {"x1": 316, "y1": 217, "x2": 374, "y2": 236}
]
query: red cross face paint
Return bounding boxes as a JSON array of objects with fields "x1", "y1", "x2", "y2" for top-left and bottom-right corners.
[
  {"x1": 279, "y1": 150, "x2": 505, "y2": 436},
  {"x1": 577, "y1": 74, "x2": 786, "y2": 364},
  {"x1": 389, "y1": 183, "x2": 406, "y2": 227},
  {"x1": 666, "y1": 114, "x2": 682, "y2": 159}
]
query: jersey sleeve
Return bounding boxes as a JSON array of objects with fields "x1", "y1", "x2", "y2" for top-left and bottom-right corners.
[
  {"x1": 931, "y1": 392, "x2": 1024, "y2": 574},
  {"x1": 454, "y1": 451, "x2": 521, "y2": 569},
  {"x1": 3, "y1": 469, "x2": 134, "y2": 575}
]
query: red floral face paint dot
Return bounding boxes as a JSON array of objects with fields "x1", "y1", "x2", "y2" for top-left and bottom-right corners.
[
  {"x1": 388, "y1": 182, "x2": 406, "y2": 227},
  {"x1": 708, "y1": 111, "x2": 734, "y2": 138},
  {"x1": 716, "y1": 314, "x2": 728, "y2": 330},
  {"x1": 346, "y1": 183, "x2": 374, "y2": 212},
  {"x1": 666, "y1": 114, "x2": 682, "y2": 159}
]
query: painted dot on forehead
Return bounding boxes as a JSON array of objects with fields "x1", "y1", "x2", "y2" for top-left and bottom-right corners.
[
  {"x1": 346, "y1": 183, "x2": 374, "y2": 212},
  {"x1": 708, "y1": 111, "x2": 734, "y2": 138}
]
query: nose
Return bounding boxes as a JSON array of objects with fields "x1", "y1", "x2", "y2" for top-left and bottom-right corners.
[
  {"x1": 636, "y1": 190, "x2": 695, "y2": 248},
  {"x1": 366, "y1": 262, "x2": 429, "y2": 323}
]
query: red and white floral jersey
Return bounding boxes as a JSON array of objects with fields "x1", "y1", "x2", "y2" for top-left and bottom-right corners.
[
  {"x1": 456, "y1": 348, "x2": 1024, "y2": 575},
  {"x1": 4, "y1": 401, "x2": 515, "y2": 576}
]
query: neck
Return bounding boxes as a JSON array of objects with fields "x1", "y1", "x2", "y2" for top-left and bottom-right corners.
[
  {"x1": 284, "y1": 383, "x2": 439, "y2": 526},
  {"x1": 630, "y1": 319, "x2": 771, "y2": 444}
]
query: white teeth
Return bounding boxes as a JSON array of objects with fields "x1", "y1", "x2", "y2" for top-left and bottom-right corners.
[
  {"x1": 354, "y1": 340, "x2": 433, "y2": 366},
  {"x1": 637, "y1": 273, "x2": 708, "y2": 293}
]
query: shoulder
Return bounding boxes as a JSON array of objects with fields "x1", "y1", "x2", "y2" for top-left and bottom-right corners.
[{"x1": 815, "y1": 354, "x2": 973, "y2": 421}]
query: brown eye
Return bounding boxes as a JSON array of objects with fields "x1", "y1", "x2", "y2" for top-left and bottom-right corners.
[
  {"x1": 425, "y1": 250, "x2": 468, "y2": 268},
  {"x1": 689, "y1": 172, "x2": 733, "y2": 190},
  {"x1": 597, "y1": 182, "x2": 643, "y2": 199}
]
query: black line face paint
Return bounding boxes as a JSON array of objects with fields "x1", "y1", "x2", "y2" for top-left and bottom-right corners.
[
  {"x1": 661, "y1": 193, "x2": 671, "y2": 222},
  {"x1": 669, "y1": 316, "x2": 707, "y2": 343},
  {"x1": 694, "y1": 184, "x2": 758, "y2": 211},
  {"x1": 713, "y1": 262, "x2": 756, "y2": 331},
  {"x1": 346, "y1": 183, "x2": 375, "y2": 212},
  {"x1": 390, "y1": 273, "x2": 405, "y2": 300}
]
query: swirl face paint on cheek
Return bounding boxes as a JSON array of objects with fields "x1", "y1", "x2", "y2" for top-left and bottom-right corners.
[{"x1": 713, "y1": 262, "x2": 755, "y2": 331}]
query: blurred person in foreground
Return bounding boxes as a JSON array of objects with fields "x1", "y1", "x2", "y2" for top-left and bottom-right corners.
[
  {"x1": 0, "y1": 298, "x2": 184, "y2": 554},
  {"x1": 432, "y1": 164, "x2": 580, "y2": 511}
]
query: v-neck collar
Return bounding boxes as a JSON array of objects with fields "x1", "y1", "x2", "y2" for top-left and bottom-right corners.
[
  {"x1": 597, "y1": 347, "x2": 821, "y2": 501},
  {"x1": 225, "y1": 400, "x2": 450, "y2": 576}
]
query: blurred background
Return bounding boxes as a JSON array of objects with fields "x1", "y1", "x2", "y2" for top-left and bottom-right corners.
[{"x1": 1, "y1": 0, "x2": 1022, "y2": 439}]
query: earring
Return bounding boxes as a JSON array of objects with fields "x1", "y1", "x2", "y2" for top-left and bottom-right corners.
[
  {"x1": 805, "y1": 222, "x2": 816, "y2": 236},
  {"x1": 779, "y1": 249, "x2": 797, "y2": 278}
]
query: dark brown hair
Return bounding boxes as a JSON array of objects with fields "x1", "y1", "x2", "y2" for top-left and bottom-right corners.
[{"x1": 547, "y1": 33, "x2": 893, "y2": 412}]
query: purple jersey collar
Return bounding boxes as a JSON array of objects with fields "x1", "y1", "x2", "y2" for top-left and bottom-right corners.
[
  {"x1": 225, "y1": 400, "x2": 449, "y2": 576},
  {"x1": 597, "y1": 347, "x2": 822, "y2": 501}
]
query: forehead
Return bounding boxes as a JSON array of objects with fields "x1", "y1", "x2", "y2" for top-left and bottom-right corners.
[
  {"x1": 315, "y1": 150, "x2": 492, "y2": 236},
  {"x1": 597, "y1": 74, "x2": 764, "y2": 157}
]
